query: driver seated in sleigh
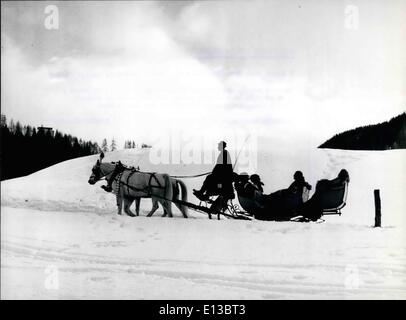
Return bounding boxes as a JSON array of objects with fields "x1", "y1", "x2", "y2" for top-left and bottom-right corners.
[{"x1": 193, "y1": 141, "x2": 235, "y2": 202}]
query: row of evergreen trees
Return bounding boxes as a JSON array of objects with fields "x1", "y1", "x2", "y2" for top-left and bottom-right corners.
[
  {"x1": 100, "y1": 138, "x2": 117, "y2": 152},
  {"x1": 99, "y1": 138, "x2": 152, "y2": 152},
  {"x1": 124, "y1": 140, "x2": 138, "y2": 149},
  {"x1": 100, "y1": 138, "x2": 149, "y2": 152},
  {"x1": 0, "y1": 116, "x2": 100, "y2": 180},
  {"x1": 319, "y1": 112, "x2": 406, "y2": 150}
]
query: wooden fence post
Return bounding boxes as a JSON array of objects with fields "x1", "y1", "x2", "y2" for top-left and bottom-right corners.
[{"x1": 374, "y1": 189, "x2": 381, "y2": 227}]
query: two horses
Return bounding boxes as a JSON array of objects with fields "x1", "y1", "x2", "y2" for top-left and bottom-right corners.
[{"x1": 88, "y1": 155, "x2": 188, "y2": 218}]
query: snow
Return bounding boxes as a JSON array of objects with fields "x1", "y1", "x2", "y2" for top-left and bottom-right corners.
[{"x1": 1, "y1": 146, "x2": 406, "y2": 299}]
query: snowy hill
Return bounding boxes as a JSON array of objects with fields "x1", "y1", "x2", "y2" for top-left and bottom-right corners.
[
  {"x1": 1, "y1": 147, "x2": 406, "y2": 299},
  {"x1": 2, "y1": 147, "x2": 405, "y2": 225}
]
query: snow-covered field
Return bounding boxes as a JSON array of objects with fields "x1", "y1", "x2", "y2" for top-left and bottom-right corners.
[{"x1": 1, "y1": 146, "x2": 406, "y2": 299}]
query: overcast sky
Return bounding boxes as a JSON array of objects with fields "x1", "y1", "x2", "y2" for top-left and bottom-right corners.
[{"x1": 1, "y1": 0, "x2": 405, "y2": 148}]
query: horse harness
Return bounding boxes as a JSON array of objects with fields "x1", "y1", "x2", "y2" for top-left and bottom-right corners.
[
  {"x1": 113, "y1": 171, "x2": 124, "y2": 195},
  {"x1": 115, "y1": 168, "x2": 164, "y2": 197}
]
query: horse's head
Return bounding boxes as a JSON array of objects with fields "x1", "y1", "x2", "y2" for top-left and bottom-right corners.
[
  {"x1": 88, "y1": 159, "x2": 102, "y2": 185},
  {"x1": 88, "y1": 152, "x2": 106, "y2": 185}
]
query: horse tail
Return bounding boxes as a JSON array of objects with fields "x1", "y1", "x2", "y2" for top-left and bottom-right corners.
[
  {"x1": 176, "y1": 179, "x2": 188, "y2": 218},
  {"x1": 163, "y1": 174, "x2": 173, "y2": 217}
]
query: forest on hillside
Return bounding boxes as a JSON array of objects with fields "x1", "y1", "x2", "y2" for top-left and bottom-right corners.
[
  {"x1": 0, "y1": 116, "x2": 100, "y2": 180},
  {"x1": 319, "y1": 113, "x2": 406, "y2": 150}
]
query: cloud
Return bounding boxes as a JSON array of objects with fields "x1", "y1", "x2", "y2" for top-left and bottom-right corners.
[
  {"x1": 1, "y1": 2, "x2": 236, "y2": 145},
  {"x1": 1, "y1": 1, "x2": 405, "y2": 148}
]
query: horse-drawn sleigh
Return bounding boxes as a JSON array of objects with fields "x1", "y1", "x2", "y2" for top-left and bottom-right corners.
[{"x1": 88, "y1": 153, "x2": 349, "y2": 222}]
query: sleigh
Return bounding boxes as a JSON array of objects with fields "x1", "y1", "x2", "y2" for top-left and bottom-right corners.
[
  {"x1": 89, "y1": 153, "x2": 348, "y2": 221},
  {"x1": 318, "y1": 181, "x2": 349, "y2": 215}
]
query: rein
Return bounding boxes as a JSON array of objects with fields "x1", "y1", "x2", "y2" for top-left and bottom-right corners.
[
  {"x1": 169, "y1": 172, "x2": 211, "y2": 179},
  {"x1": 135, "y1": 169, "x2": 211, "y2": 179}
]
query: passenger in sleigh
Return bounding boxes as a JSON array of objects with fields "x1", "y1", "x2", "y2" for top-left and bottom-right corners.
[
  {"x1": 263, "y1": 171, "x2": 311, "y2": 204},
  {"x1": 193, "y1": 141, "x2": 235, "y2": 201},
  {"x1": 248, "y1": 174, "x2": 264, "y2": 193},
  {"x1": 296, "y1": 169, "x2": 350, "y2": 221},
  {"x1": 235, "y1": 173, "x2": 264, "y2": 201},
  {"x1": 256, "y1": 171, "x2": 312, "y2": 220},
  {"x1": 234, "y1": 173, "x2": 265, "y2": 215}
]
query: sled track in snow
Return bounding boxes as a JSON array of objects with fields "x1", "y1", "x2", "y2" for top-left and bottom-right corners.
[{"x1": 3, "y1": 235, "x2": 405, "y2": 299}]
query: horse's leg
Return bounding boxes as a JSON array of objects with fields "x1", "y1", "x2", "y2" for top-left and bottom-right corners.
[
  {"x1": 135, "y1": 198, "x2": 140, "y2": 216},
  {"x1": 116, "y1": 194, "x2": 123, "y2": 215},
  {"x1": 155, "y1": 198, "x2": 168, "y2": 217},
  {"x1": 159, "y1": 200, "x2": 167, "y2": 217},
  {"x1": 161, "y1": 201, "x2": 168, "y2": 217},
  {"x1": 124, "y1": 197, "x2": 136, "y2": 217},
  {"x1": 166, "y1": 200, "x2": 173, "y2": 217},
  {"x1": 161, "y1": 202, "x2": 167, "y2": 217},
  {"x1": 163, "y1": 174, "x2": 173, "y2": 217},
  {"x1": 174, "y1": 202, "x2": 188, "y2": 219},
  {"x1": 146, "y1": 198, "x2": 159, "y2": 217},
  {"x1": 123, "y1": 197, "x2": 130, "y2": 215},
  {"x1": 161, "y1": 199, "x2": 173, "y2": 218},
  {"x1": 175, "y1": 179, "x2": 188, "y2": 218}
]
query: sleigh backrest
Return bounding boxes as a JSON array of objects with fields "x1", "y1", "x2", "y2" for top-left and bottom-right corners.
[{"x1": 318, "y1": 181, "x2": 348, "y2": 212}]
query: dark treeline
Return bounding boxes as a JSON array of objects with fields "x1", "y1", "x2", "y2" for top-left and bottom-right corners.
[
  {"x1": 1, "y1": 116, "x2": 100, "y2": 180},
  {"x1": 319, "y1": 112, "x2": 406, "y2": 150}
]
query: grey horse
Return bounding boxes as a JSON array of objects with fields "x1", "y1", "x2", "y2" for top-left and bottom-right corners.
[{"x1": 88, "y1": 155, "x2": 188, "y2": 217}]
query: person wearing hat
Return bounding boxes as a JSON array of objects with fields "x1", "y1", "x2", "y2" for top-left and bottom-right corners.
[
  {"x1": 193, "y1": 141, "x2": 234, "y2": 200},
  {"x1": 249, "y1": 174, "x2": 264, "y2": 193},
  {"x1": 240, "y1": 174, "x2": 264, "y2": 200},
  {"x1": 288, "y1": 171, "x2": 312, "y2": 195},
  {"x1": 259, "y1": 170, "x2": 311, "y2": 216}
]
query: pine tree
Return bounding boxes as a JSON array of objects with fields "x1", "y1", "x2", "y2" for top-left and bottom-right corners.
[
  {"x1": 101, "y1": 138, "x2": 109, "y2": 152},
  {"x1": 8, "y1": 119, "x2": 15, "y2": 133},
  {"x1": 15, "y1": 121, "x2": 23, "y2": 136},
  {"x1": 110, "y1": 138, "x2": 117, "y2": 151},
  {"x1": 93, "y1": 142, "x2": 101, "y2": 154},
  {"x1": 25, "y1": 125, "x2": 33, "y2": 137},
  {"x1": 1, "y1": 114, "x2": 7, "y2": 128}
]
